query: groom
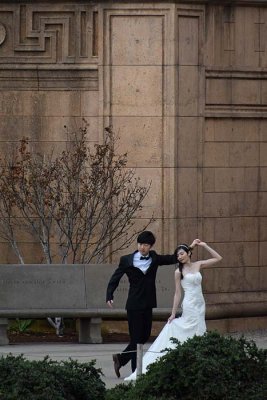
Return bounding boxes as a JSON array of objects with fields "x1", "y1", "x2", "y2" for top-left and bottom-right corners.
[{"x1": 106, "y1": 230, "x2": 176, "y2": 377}]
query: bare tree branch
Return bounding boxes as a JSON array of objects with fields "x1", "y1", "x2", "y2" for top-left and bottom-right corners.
[{"x1": 0, "y1": 125, "x2": 153, "y2": 264}]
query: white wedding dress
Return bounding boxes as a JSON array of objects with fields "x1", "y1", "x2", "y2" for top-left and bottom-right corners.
[{"x1": 125, "y1": 271, "x2": 206, "y2": 381}]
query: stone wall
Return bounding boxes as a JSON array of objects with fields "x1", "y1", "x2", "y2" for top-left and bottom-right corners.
[{"x1": 0, "y1": 1, "x2": 266, "y2": 328}]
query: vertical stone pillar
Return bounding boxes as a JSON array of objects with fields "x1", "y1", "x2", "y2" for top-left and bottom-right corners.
[
  {"x1": 176, "y1": 5, "x2": 205, "y2": 243},
  {"x1": 100, "y1": 4, "x2": 177, "y2": 252}
]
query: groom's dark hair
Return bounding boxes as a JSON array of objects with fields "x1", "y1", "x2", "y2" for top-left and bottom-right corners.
[{"x1": 137, "y1": 231, "x2": 156, "y2": 246}]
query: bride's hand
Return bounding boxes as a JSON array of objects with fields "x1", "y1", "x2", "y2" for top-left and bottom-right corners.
[
  {"x1": 192, "y1": 239, "x2": 206, "y2": 247},
  {"x1": 168, "y1": 314, "x2": 175, "y2": 323}
]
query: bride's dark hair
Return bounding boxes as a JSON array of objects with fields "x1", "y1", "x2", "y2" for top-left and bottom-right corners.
[{"x1": 175, "y1": 244, "x2": 192, "y2": 279}]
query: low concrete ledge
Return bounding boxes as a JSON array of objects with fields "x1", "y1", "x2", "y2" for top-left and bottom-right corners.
[
  {"x1": 0, "y1": 263, "x2": 177, "y2": 345},
  {"x1": 1, "y1": 303, "x2": 266, "y2": 320},
  {"x1": 0, "y1": 264, "x2": 266, "y2": 345}
]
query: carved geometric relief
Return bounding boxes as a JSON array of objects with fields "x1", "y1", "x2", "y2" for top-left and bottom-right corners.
[{"x1": 0, "y1": 3, "x2": 98, "y2": 64}]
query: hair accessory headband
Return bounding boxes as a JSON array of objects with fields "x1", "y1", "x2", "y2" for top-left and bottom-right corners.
[{"x1": 177, "y1": 244, "x2": 190, "y2": 253}]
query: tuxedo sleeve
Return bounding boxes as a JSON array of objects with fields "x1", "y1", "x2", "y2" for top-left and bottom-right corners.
[
  {"x1": 106, "y1": 257, "x2": 126, "y2": 302},
  {"x1": 156, "y1": 252, "x2": 177, "y2": 266}
]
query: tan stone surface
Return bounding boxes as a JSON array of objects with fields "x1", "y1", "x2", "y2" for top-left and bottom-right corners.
[
  {"x1": 0, "y1": 1, "x2": 266, "y2": 327},
  {"x1": 177, "y1": 117, "x2": 199, "y2": 167},
  {"x1": 178, "y1": 66, "x2": 199, "y2": 116},
  {"x1": 205, "y1": 118, "x2": 261, "y2": 142},
  {"x1": 207, "y1": 316, "x2": 267, "y2": 334},
  {"x1": 203, "y1": 217, "x2": 259, "y2": 243},
  {"x1": 260, "y1": 217, "x2": 267, "y2": 240},
  {"x1": 110, "y1": 15, "x2": 163, "y2": 66},
  {"x1": 204, "y1": 167, "x2": 259, "y2": 192},
  {"x1": 111, "y1": 66, "x2": 162, "y2": 116},
  {"x1": 176, "y1": 168, "x2": 198, "y2": 217},
  {"x1": 259, "y1": 242, "x2": 267, "y2": 266},
  {"x1": 111, "y1": 116, "x2": 163, "y2": 167},
  {"x1": 260, "y1": 143, "x2": 267, "y2": 166}
]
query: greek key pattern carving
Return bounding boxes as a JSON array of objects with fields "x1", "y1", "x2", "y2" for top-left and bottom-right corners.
[{"x1": 0, "y1": 3, "x2": 98, "y2": 64}]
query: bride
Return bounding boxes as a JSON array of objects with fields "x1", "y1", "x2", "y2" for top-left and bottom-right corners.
[{"x1": 125, "y1": 239, "x2": 222, "y2": 381}]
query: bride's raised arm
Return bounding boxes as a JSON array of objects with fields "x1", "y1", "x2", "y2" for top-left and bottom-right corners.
[{"x1": 190, "y1": 239, "x2": 222, "y2": 269}]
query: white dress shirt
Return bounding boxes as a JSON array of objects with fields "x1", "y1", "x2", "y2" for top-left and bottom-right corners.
[{"x1": 133, "y1": 251, "x2": 151, "y2": 274}]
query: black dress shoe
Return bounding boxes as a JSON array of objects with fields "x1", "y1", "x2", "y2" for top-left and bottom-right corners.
[{"x1": 112, "y1": 353, "x2": 121, "y2": 378}]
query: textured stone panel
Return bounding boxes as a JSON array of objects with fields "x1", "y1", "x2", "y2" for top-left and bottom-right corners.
[
  {"x1": 203, "y1": 168, "x2": 259, "y2": 193},
  {"x1": 206, "y1": 78, "x2": 231, "y2": 105},
  {"x1": 260, "y1": 144, "x2": 267, "y2": 166},
  {"x1": 127, "y1": 167, "x2": 163, "y2": 219},
  {"x1": 206, "y1": 78, "x2": 261, "y2": 105},
  {"x1": 203, "y1": 217, "x2": 259, "y2": 242},
  {"x1": 230, "y1": 192, "x2": 260, "y2": 216},
  {"x1": 261, "y1": 8, "x2": 267, "y2": 68},
  {"x1": 110, "y1": 15, "x2": 163, "y2": 66},
  {"x1": 176, "y1": 218, "x2": 199, "y2": 247},
  {"x1": 0, "y1": 90, "x2": 81, "y2": 117},
  {"x1": 259, "y1": 267, "x2": 267, "y2": 290},
  {"x1": 206, "y1": 5, "x2": 262, "y2": 68},
  {"x1": 0, "y1": 115, "x2": 42, "y2": 141},
  {"x1": 202, "y1": 193, "x2": 230, "y2": 217},
  {"x1": 202, "y1": 266, "x2": 261, "y2": 293},
  {"x1": 260, "y1": 120, "x2": 267, "y2": 141},
  {"x1": 178, "y1": 15, "x2": 199, "y2": 65},
  {"x1": 112, "y1": 116, "x2": 162, "y2": 167},
  {"x1": 177, "y1": 117, "x2": 199, "y2": 167},
  {"x1": 209, "y1": 242, "x2": 259, "y2": 268},
  {"x1": 111, "y1": 66, "x2": 162, "y2": 116},
  {"x1": 258, "y1": 193, "x2": 267, "y2": 216},
  {"x1": 38, "y1": 91, "x2": 81, "y2": 117},
  {"x1": 232, "y1": 79, "x2": 261, "y2": 104},
  {"x1": 234, "y1": 6, "x2": 261, "y2": 68},
  {"x1": 259, "y1": 242, "x2": 267, "y2": 266},
  {"x1": 260, "y1": 217, "x2": 267, "y2": 241},
  {"x1": 262, "y1": 79, "x2": 267, "y2": 104},
  {"x1": 260, "y1": 168, "x2": 267, "y2": 191},
  {"x1": 81, "y1": 91, "x2": 99, "y2": 117},
  {"x1": 40, "y1": 116, "x2": 99, "y2": 143},
  {"x1": 204, "y1": 143, "x2": 229, "y2": 167},
  {"x1": 0, "y1": 265, "x2": 86, "y2": 309},
  {"x1": 205, "y1": 118, "x2": 260, "y2": 142},
  {"x1": 178, "y1": 66, "x2": 199, "y2": 116},
  {"x1": 177, "y1": 168, "x2": 198, "y2": 217},
  {"x1": 229, "y1": 143, "x2": 259, "y2": 167}
]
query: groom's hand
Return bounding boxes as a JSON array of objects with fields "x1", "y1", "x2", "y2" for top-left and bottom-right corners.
[{"x1": 107, "y1": 300, "x2": 114, "y2": 308}]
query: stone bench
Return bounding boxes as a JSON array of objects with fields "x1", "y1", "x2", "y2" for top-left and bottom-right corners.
[{"x1": 0, "y1": 263, "x2": 178, "y2": 345}]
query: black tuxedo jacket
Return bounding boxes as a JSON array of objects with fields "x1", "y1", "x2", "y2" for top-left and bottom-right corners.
[{"x1": 106, "y1": 250, "x2": 176, "y2": 310}]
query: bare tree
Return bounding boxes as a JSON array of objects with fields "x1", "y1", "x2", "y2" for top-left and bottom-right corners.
[
  {"x1": 0, "y1": 125, "x2": 152, "y2": 264},
  {"x1": 0, "y1": 125, "x2": 152, "y2": 336}
]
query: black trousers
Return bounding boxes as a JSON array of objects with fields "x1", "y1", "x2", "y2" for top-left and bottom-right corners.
[{"x1": 119, "y1": 308, "x2": 153, "y2": 372}]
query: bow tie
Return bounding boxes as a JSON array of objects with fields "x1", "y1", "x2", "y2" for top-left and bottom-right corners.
[{"x1": 140, "y1": 255, "x2": 150, "y2": 260}]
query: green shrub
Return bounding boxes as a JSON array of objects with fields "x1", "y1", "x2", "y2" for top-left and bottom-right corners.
[
  {"x1": 105, "y1": 382, "x2": 134, "y2": 400},
  {"x1": 0, "y1": 355, "x2": 105, "y2": 400},
  {"x1": 107, "y1": 331, "x2": 266, "y2": 400}
]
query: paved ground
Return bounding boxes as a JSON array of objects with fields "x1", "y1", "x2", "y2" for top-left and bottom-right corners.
[{"x1": 0, "y1": 331, "x2": 266, "y2": 390}]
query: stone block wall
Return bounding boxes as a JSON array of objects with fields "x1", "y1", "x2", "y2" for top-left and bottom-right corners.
[{"x1": 0, "y1": 1, "x2": 266, "y2": 327}]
